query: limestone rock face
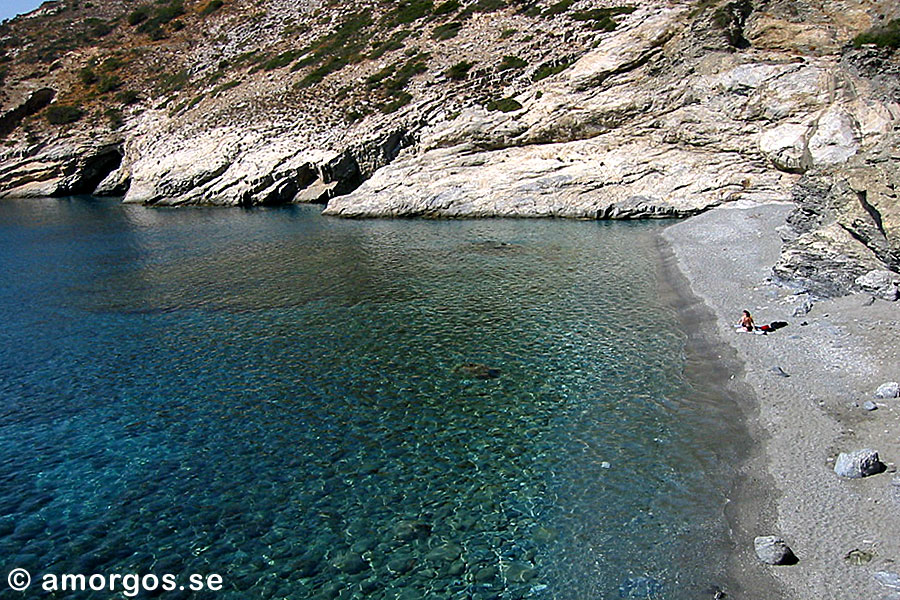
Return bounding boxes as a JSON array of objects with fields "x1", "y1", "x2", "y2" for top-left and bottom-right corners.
[{"x1": 0, "y1": 0, "x2": 898, "y2": 296}]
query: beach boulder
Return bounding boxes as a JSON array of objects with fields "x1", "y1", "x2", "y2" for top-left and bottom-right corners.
[
  {"x1": 875, "y1": 382, "x2": 900, "y2": 399},
  {"x1": 855, "y1": 270, "x2": 899, "y2": 301},
  {"x1": 834, "y1": 449, "x2": 886, "y2": 479},
  {"x1": 754, "y1": 536, "x2": 797, "y2": 565}
]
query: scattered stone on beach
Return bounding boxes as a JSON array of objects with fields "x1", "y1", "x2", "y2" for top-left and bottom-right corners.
[
  {"x1": 769, "y1": 366, "x2": 790, "y2": 377},
  {"x1": 855, "y1": 270, "x2": 900, "y2": 302},
  {"x1": 754, "y1": 535, "x2": 798, "y2": 565},
  {"x1": 874, "y1": 571, "x2": 900, "y2": 591},
  {"x1": 862, "y1": 401, "x2": 878, "y2": 411},
  {"x1": 834, "y1": 449, "x2": 886, "y2": 479},
  {"x1": 844, "y1": 548, "x2": 874, "y2": 565},
  {"x1": 456, "y1": 363, "x2": 501, "y2": 380},
  {"x1": 891, "y1": 476, "x2": 900, "y2": 505},
  {"x1": 792, "y1": 294, "x2": 814, "y2": 317},
  {"x1": 875, "y1": 382, "x2": 900, "y2": 399}
]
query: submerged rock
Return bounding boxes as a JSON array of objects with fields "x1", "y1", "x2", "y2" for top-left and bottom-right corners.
[
  {"x1": 834, "y1": 449, "x2": 886, "y2": 479},
  {"x1": 456, "y1": 363, "x2": 501, "y2": 380},
  {"x1": 618, "y1": 576, "x2": 663, "y2": 598},
  {"x1": 753, "y1": 536, "x2": 798, "y2": 565}
]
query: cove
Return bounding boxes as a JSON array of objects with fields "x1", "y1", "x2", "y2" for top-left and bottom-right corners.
[{"x1": 0, "y1": 198, "x2": 751, "y2": 599}]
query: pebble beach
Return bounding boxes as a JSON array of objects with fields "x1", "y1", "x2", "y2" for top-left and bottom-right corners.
[{"x1": 664, "y1": 202, "x2": 900, "y2": 600}]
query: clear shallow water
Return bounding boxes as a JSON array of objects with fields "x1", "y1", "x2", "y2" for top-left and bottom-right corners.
[{"x1": 0, "y1": 199, "x2": 748, "y2": 600}]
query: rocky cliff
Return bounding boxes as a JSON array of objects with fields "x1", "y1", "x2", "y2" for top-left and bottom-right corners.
[{"x1": 1, "y1": 0, "x2": 899, "y2": 296}]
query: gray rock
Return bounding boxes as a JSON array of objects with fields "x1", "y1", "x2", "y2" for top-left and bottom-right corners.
[
  {"x1": 862, "y1": 400, "x2": 878, "y2": 411},
  {"x1": 754, "y1": 535, "x2": 797, "y2": 565},
  {"x1": 875, "y1": 571, "x2": 900, "y2": 590},
  {"x1": 856, "y1": 270, "x2": 900, "y2": 301},
  {"x1": 875, "y1": 382, "x2": 900, "y2": 399},
  {"x1": 792, "y1": 294, "x2": 814, "y2": 316},
  {"x1": 834, "y1": 449, "x2": 886, "y2": 479}
]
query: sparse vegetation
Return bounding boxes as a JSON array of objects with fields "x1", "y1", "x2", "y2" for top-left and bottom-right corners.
[
  {"x1": 79, "y1": 66, "x2": 98, "y2": 85},
  {"x1": 382, "y1": 0, "x2": 434, "y2": 28},
  {"x1": 433, "y1": 0, "x2": 459, "y2": 16},
  {"x1": 532, "y1": 57, "x2": 573, "y2": 81},
  {"x1": 295, "y1": 12, "x2": 373, "y2": 86},
  {"x1": 570, "y1": 6, "x2": 635, "y2": 31},
  {"x1": 446, "y1": 60, "x2": 473, "y2": 80},
  {"x1": 46, "y1": 104, "x2": 84, "y2": 125},
  {"x1": 115, "y1": 90, "x2": 140, "y2": 105},
  {"x1": 853, "y1": 18, "x2": 900, "y2": 49},
  {"x1": 263, "y1": 49, "x2": 303, "y2": 71},
  {"x1": 97, "y1": 74, "x2": 122, "y2": 93},
  {"x1": 543, "y1": 0, "x2": 575, "y2": 17},
  {"x1": 105, "y1": 107, "x2": 124, "y2": 128},
  {"x1": 369, "y1": 30, "x2": 411, "y2": 59},
  {"x1": 432, "y1": 21, "x2": 462, "y2": 40},
  {"x1": 200, "y1": 0, "x2": 224, "y2": 16},
  {"x1": 485, "y1": 96, "x2": 523, "y2": 112},
  {"x1": 128, "y1": 6, "x2": 151, "y2": 26},
  {"x1": 499, "y1": 27, "x2": 517, "y2": 39},
  {"x1": 212, "y1": 80, "x2": 241, "y2": 95},
  {"x1": 498, "y1": 55, "x2": 527, "y2": 70}
]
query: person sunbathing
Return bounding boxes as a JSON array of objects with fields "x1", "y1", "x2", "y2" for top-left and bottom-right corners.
[{"x1": 740, "y1": 310, "x2": 755, "y2": 332}]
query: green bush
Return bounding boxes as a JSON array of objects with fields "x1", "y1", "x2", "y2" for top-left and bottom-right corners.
[
  {"x1": 433, "y1": 0, "x2": 459, "y2": 16},
  {"x1": 212, "y1": 80, "x2": 241, "y2": 95},
  {"x1": 499, "y1": 27, "x2": 517, "y2": 39},
  {"x1": 200, "y1": 0, "x2": 224, "y2": 15},
  {"x1": 432, "y1": 21, "x2": 462, "y2": 40},
  {"x1": 263, "y1": 50, "x2": 302, "y2": 70},
  {"x1": 115, "y1": 90, "x2": 140, "y2": 105},
  {"x1": 46, "y1": 104, "x2": 84, "y2": 125},
  {"x1": 100, "y1": 56, "x2": 124, "y2": 72},
  {"x1": 105, "y1": 107, "x2": 124, "y2": 128},
  {"x1": 380, "y1": 91, "x2": 412, "y2": 113},
  {"x1": 293, "y1": 11, "x2": 373, "y2": 83},
  {"x1": 853, "y1": 18, "x2": 900, "y2": 48},
  {"x1": 84, "y1": 17, "x2": 112, "y2": 38},
  {"x1": 498, "y1": 55, "x2": 527, "y2": 70},
  {"x1": 382, "y1": 0, "x2": 433, "y2": 27},
  {"x1": 486, "y1": 96, "x2": 523, "y2": 112},
  {"x1": 128, "y1": 6, "x2": 150, "y2": 25},
  {"x1": 79, "y1": 66, "x2": 98, "y2": 85},
  {"x1": 370, "y1": 30, "x2": 411, "y2": 59},
  {"x1": 532, "y1": 58, "x2": 573, "y2": 81},
  {"x1": 543, "y1": 0, "x2": 575, "y2": 17},
  {"x1": 570, "y1": 6, "x2": 635, "y2": 31},
  {"x1": 446, "y1": 60, "x2": 473, "y2": 80},
  {"x1": 97, "y1": 75, "x2": 122, "y2": 93}
]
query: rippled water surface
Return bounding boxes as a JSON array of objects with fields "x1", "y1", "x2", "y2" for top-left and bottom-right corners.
[{"x1": 0, "y1": 199, "x2": 747, "y2": 599}]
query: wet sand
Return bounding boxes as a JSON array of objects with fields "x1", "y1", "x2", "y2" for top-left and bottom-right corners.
[{"x1": 662, "y1": 202, "x2": 900, "y2": 600}]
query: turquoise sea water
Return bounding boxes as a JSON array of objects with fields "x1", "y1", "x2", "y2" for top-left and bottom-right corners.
[{"x1": 0, "y1": 199, "x2": 748, "y2": 599}]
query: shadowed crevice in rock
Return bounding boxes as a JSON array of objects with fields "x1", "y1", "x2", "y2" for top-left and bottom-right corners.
[
  {"x1": 0, "y1": 88, "x2": 56, "y2": 138},
  {"x1": 51, "y1": 145, "x2": 123, "y2": 197}
]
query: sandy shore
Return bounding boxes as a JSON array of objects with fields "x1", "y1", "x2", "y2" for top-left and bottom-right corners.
[{"x1": 662, "y1": 202, "x2": 900, "y2": 600}]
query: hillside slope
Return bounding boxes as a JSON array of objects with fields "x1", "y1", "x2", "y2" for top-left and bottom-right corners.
[{"x1": 0, "y1": 0, "x2": 899, "y2": 295}]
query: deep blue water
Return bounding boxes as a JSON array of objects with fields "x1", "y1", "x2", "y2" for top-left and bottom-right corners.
[{"x1": 0, "y1": 198, "x2": 747, "y2": 600}]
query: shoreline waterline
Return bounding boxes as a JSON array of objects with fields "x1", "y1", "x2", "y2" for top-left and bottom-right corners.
[{"x1": 654, "y1": 226, "x2": 785, "y2": 600}]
